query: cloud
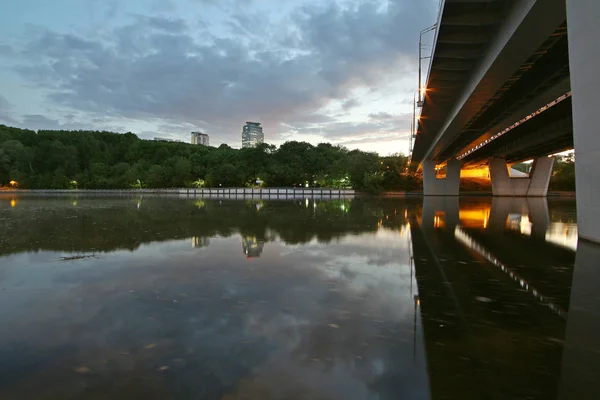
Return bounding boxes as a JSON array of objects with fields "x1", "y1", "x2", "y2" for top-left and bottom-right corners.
[
  {"x1": 136, "y1": 15, "x2": 187, "y2": 33},
  {"x1": 0, "y1": 94, "x2": 11, "y2": 110},
  {"x1": 0, "y1": 44, "x2": 15, "y2": 56},
  {"x1": 0, "y1": 94, "x2": 16, "y2": 124},
  {"x1": 17, "y1": 113, "x2": 126, "y2": 132},
  {"x1": 341, "y1": 98, "x2": 360, "y2": 110},
  {"x1": 6, "y1": 0, "x2": 436, "y2": 150},
  {"x1": 369, "y1": 112, "x2": 396, "y2": 120}
]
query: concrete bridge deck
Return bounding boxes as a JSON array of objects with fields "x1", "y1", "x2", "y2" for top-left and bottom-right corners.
[{"x1": 409, "y1": 0, "x2": 600, "y2": 243}]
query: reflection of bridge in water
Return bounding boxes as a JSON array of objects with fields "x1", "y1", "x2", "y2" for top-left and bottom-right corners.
[{"x1": 409, "y1": 197, "x2": 599, "y2": 399}]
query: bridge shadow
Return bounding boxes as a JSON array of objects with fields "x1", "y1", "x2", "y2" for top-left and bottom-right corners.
[{"x1": 410, "y1": 196, "x2": 595, "y2": 399}]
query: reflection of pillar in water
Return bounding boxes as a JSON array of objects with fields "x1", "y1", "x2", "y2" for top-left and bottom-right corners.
[
  {"x1": 242, "y1": 236, "x2": 265, "y2": 258},
  {"x1": 527, "y1": 197, "x2": 550, "y2": 239},
  {"x1": 488, "y1": 197, "x2": 549, "y2": 238},
  {"x1": 421, "y1": 197, "x2": 459, "y2": 231},
  {"x1": 558, "y1": 241, "x2": 600, "y2": 399}
]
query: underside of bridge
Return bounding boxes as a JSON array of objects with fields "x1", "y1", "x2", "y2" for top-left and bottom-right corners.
[
  {"x1": 412, "y1": 0, "x2": 571, "y2": 168},
  {"x1": 409, "y1": 0, "x2": 600, "y2": 241}
]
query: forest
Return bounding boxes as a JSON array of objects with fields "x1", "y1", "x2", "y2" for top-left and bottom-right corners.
[
  {"x1": 0, "y1": 124, "x2": 420, "y2": 192},
  {"x1": 0, "y1": 124, "x2": 576, "y2": 192}
]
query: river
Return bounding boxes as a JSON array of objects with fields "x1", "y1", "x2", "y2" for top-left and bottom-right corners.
[{"x1": 0, "y1": 194, "x2": 595, "y2": 399}]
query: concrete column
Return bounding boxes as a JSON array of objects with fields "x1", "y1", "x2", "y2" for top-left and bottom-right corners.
[
  {"x1": 489, "y1": 157, "x2": 554, "y2": 197},
  {"x1": 567, "y1": 0, "x2": 600, "y2": 243},
  {"x1": 490, "y1": 158, "x2": 528, "y2": 196},
  {"x1": 422, "y1": 159, "x2": 461, "y2": 196},
  {"x1": 527, "y1": 157, "x2": 555, "y2": 197}
]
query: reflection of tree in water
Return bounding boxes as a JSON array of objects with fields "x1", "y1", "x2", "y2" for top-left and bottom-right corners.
[
  {"x1": 0, "y1": 197, "x2": 415, "y2": 256},
  {"x1": 548, "y1": 199, "x2": 577, "y2": 223}
]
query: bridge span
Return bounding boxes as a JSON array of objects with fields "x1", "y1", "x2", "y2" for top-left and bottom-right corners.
[{"x1": 410, "y1": 0, "x2": 600, "y2": 243}]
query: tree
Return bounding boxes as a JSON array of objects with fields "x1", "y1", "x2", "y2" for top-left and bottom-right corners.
[
  {"x1": 550, "y1": 154, "x2": 575, "y2": 191},
  {"x1": 0, "y1": 124, "x2": 418, "y2": 192}
]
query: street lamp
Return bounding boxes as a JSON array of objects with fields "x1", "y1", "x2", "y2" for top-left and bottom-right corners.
[
  {"x1": 409, "y1": 89, "x2": 421, "y2": 158},
  {"x1": 418, "y1": 23, "x2": 437, "y2": 107}
]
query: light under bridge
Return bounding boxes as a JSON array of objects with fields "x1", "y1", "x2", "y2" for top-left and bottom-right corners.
[{"x1": 410, "y1": 0, "x2": 600, "y2": 243}]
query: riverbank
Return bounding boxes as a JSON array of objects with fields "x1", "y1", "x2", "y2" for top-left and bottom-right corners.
[
  {"x1": 2, "y1": 188, "x2": 576, "y2": 198},
  {"x1": 2, "y1": 187, "x2": 355, "y2": 198}
]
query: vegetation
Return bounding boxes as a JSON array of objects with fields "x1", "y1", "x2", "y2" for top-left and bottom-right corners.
[
  {"x1": 549, "y1": 154, "x2": 575, "y2": 191},
  {"x1": 0, "y1": 124, "x2": 420, "y2": 192}
]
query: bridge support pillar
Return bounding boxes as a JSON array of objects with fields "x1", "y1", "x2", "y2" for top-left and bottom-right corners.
[
  {"x1": 489, "y1": 157, "x2": 554, "y2": 197},
  {"x1": 422, "y1": 159, "x2": 461, "y2": 196},
  {"x1": 567, "y1": 0, "x2": 600, "y2": 243}
]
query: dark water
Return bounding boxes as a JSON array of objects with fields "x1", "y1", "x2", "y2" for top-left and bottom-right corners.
[{"x1": 0, "y1": 194, "x2": 598, "y2": 399}]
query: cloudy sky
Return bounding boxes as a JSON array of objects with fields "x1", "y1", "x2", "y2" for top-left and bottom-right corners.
[{"x1": 0, "y1": 0, "x2": 438, "y2": 155}]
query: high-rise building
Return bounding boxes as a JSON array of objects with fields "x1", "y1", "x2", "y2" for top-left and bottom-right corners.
[
  {"x1": 191, "y1": 131, "x2": 209, "y2": 146},
  {"x1": 242, "y1": 122, "x2": 264, "y2": 148}
]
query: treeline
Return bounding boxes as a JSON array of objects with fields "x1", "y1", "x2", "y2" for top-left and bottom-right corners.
[
  {"x1": 549, "y1": 154, "x2": 575, "y2": 191},
  {"x1": 0, "y1": 125, "x2": 421, "y2": 192}
]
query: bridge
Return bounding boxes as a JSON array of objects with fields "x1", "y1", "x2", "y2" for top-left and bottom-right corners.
[{"x1": 410, "y1": 0, "x2": 600, "y2": 243}]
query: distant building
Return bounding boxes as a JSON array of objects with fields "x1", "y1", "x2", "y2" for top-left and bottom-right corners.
[
  {"x1": 242, "y1": 122, "x2": 264, "y2": 148},
  {"x1": 191, "y1": 131, "x2": 210, "y2": 146}
]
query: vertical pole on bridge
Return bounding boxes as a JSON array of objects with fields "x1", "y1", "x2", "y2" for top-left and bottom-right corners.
[{"x1": 566, "y1": 0, "x2": 600, "y2": 244}]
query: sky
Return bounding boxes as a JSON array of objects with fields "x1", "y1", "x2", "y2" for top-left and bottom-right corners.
[{"x1": 0, "y1": 0, "x2": 438, "y2": 155}]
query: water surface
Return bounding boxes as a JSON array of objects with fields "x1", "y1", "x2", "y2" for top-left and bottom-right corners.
[{"x1": 0, "y1": 194, "x2": 594, "y2": 399}]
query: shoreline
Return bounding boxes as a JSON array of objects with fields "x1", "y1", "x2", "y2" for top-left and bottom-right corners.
[{"x1": 1, "y1": 189, "x2": 576, "y2": 198}]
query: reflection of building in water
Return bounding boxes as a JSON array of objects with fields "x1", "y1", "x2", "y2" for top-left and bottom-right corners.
[
  {"x1": 192, "y1": 237, "x2": 210, "y2": 248},
  {"x1": 506, "y1": 214, "x2": 532, "y2": 235},
  {"x1": 242, "y1": 236, "x2": 264, "y2": 258}
]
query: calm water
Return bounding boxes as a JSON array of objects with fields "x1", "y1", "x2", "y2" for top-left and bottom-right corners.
[{"x1": 0, "y1": 194, "x2": 597, "y2": 399}]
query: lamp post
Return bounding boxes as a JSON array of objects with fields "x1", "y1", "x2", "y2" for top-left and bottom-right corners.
[{"x1": 418, "y1": 23, "x2": 437, "y2": 107}]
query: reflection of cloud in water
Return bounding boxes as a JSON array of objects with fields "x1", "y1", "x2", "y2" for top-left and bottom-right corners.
[{"x1": 0, "y1": 233, "x2": 428, "y2": 399}]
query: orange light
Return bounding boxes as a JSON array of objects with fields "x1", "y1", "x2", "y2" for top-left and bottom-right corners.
[
  {"x1": 9, "y1": 180, "x2": 18, "y2": 187},
  {"x1": 10, "y1": 199, "x2": 16, "y2": 207}
]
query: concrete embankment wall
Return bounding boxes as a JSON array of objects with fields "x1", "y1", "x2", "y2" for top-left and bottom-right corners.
[{"x1": 7, "y1": 188, "x2": 355, "y2": 199}]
